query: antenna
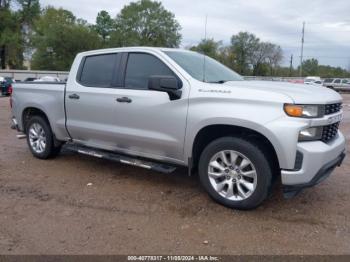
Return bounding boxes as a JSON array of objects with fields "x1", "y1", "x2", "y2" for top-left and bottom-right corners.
[
  {"x1": 204, "y1": 14, "x2": 208, "y2": 42},
  {"x1": 299, "y1": 21, "x2": 305, "y2": 77},
  {"x1": 202, "y1": 14, "x2": 208, "y2": 82}
]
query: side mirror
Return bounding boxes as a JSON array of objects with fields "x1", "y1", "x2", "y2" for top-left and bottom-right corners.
[{"x1": 148, "y1": 75, "x2": 182, "y2": 100}]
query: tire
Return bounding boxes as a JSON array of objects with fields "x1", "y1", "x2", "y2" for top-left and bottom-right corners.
[
  {"x1": 26, "y1": 116, "x2": 61, "y2": 159},
  {"x1": 198, "y1": 136, "x2": 272, "y2": 210}
]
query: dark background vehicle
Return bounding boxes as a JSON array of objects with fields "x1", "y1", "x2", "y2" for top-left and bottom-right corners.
[
  {"x1": 1, "y1": 77, "x2": 14, "y2": 96},
  {"x1": 24, "y1": 77, "x2": 38, "y2": 82}
]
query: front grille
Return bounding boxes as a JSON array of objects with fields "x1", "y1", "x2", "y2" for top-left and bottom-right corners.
[
  {"x1": 321, "y1": 122, "x2": 340, "y2": 143},
  {"x1": 325, "y1": 103, "x2": 342, "y2": 115}
]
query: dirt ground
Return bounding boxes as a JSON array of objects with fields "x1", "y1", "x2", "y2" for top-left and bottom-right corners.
[{"x1": 0, "y1": 93, "x2": 349, "y2": 255}]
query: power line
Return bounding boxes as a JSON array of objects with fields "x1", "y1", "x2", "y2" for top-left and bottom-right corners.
[{"x1": 302, "y1": 56, "x2": 350, "y2": 59}]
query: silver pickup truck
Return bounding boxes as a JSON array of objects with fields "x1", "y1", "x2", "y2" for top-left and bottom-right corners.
[
  {"x1": 10, "y1": 47, "x2": 346, "y2": 210},
  {"x1": 323, "y1": 78, "x2": 350, "y2": 91}
]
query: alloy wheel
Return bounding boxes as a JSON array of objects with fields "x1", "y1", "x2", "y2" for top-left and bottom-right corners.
[{"x1": 208, "y1": 150, "x2": 257, "y2": 201}]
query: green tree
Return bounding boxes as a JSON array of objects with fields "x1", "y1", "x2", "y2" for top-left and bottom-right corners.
[
  {"x1": 300, "y1": 58, "x2": 319, "y2": 76},
  {"x1": 0, "y1": 3, "x2": 24, "y2": 69},
  {"x1": 274, "y1": 66, "x2": 294, "y2": 77},
  {"x1": 0, "y1": 0, "x2": 11, "y2": 8},
  {"x1": 318, "y1": 65, "x2": 350, "y2": 78},
  {"x1": 230, "y1": 32, "x2": 260, "y2": 75},
  {"x1": 110, "y1": 0, "x2": 181, "y2": 47},
  {"x1": 94, "y1": 10, "x2": 114, "y2": 44},
  {"x1": 190, "y1": 38, "x2": 222, "y2": 59},
  {"x1": 189, "y1": 34, "x2": 283, "y2": 77},
  {"x1": 217, "y1": 46, "x2": 236, "y2": 70},
  {"x1": 229, "y1": 32, "x2": 283, "y2": 76},
  {"x1": 31, "y1": 7, "x2": 102, "y2": 70},
  {"x1": 17, "y1": 0, "x2": 40, "y2": 25},
  {"x1": 266, "y1": 44, "x2": 282, "y2": 76},
  {"x1": 16, "y1": 0, "x2": 41, "y2": 66},
  {"x1": 251, "y1": 42, "x2": 273, "y2": 75}
]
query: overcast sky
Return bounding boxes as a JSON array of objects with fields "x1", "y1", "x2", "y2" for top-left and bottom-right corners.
[{"x1": 40, "y1": 0, "x2": 350, "y2": 69}]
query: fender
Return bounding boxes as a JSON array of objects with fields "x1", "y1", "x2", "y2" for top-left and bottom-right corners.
[{"x1": 184, "y1": 117, "x2": 291, "y2": 169}]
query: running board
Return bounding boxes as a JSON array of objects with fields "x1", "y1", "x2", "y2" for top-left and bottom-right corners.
[{"x1": 64, "y1": 144, "x2": 177, "y2": 174}]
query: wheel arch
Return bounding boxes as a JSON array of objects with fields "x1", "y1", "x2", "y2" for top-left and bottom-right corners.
[
  {"x1": 22, "y1": 106, "x2": 63, "y2": 147},
  {"x1": 189, "y1": 124, "x2": 282, "y2": 175},
  {"x1": 22, "y1": 107, "x2": 51, "y2": 132}
]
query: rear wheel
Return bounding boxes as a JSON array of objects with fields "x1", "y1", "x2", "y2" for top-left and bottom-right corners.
[
  {"x1": 26, "y1": 116, "x2": 61, "y2": 159},
  {"x1": 198, "y1": 137, "x2": 272, "y2": 210}
]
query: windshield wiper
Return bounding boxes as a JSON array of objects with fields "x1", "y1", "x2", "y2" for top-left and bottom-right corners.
[{"x1": 207, "y1": 80, "x2": 228, "y2": 84}]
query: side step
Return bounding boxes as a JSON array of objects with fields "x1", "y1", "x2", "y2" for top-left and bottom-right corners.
[
  {"x1": 64, "y1": 144, "x2": 177, "y2": 174},
  {"x1": 16, "y1": 134, "x2": 26, "y2": 139}
]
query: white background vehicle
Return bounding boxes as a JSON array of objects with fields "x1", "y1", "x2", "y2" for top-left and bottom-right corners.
[
  {"x1": 308, "y1": 80, "x2": 323, "y2": 86},
  {"x1": 304, "y1": 76, "x2": 321, "y2": 85},
  {"x1": 34, "y1": 76, "x2": 60, "y2": 82}
]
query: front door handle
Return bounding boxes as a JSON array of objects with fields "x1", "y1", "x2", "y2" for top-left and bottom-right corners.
[
  {"x1": 116, "y1": 97, "x2": 132, "y2": 103},
  {"x1": 68, "y1": 93, "x2": 80, "y2": 99}
]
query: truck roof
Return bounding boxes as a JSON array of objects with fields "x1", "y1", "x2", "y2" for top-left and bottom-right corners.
[{"x1": 77, "y1": 47, "x2": 191, "y2": 57}]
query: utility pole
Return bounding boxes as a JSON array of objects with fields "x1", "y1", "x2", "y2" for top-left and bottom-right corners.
[
  {"x1": 289, "y1": 54, "x2": 293, "y2": 76},
  {"x1": 299, "y1": 21, "x2": 305, "y2": 77}
]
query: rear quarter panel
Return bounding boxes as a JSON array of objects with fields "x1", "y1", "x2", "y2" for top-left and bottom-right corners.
[{"x1": 12, "y1": 82, "x2": 69, "y2": 140}]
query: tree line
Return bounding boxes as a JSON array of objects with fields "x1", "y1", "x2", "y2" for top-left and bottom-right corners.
[
  {"x1": 0, "y1": 0, "x2": 349, "y2": 77},
  {"x1": 189, "y1": 36, "x2": 350, "y2": 78},
  {"x1": 190, "y1": 34, "x2": 284, "y2": 76},
  {"x1": 0, "y1": 0, "x2": 181, "y2": 70}
]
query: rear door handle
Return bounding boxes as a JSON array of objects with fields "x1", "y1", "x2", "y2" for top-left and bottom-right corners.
[
  {"x1": 116, "y1": 97, "x2": 132, "y2": 103},
  {"x1": 68, "y1": 94, "x2": 80, "y2": 99}
]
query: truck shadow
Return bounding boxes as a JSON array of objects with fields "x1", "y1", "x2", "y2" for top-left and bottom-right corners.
[{"x1": 56, "y1": 148, "x2": 292, "y2": 217}]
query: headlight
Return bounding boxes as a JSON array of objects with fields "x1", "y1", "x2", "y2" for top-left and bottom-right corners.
[
  {"x1": 298, "y1": 127, "x2": 323, "y2": 141},
  {"x1": 284, "y1": 104, "x2": 322, "y2": 118}
]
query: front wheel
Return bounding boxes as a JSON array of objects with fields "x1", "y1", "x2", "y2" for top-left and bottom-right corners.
[
  {"x1": 198, "y1": 137, "x2": 272, "y2": 210},
  {"x1": 26, "y1": 116, "x2": 61, "y2": 159}
]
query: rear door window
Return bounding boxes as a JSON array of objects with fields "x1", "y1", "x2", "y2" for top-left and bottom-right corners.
[
  {"x1": 334, "y1": 79, "x2": 341, "y2": 84},
  {"x1": 79, "y1": 53, "x2": 118, "y2": 87}
]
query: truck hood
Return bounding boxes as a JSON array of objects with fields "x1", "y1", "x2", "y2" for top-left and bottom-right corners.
[{"x1": 224, "y1": 81, "x2": 342, "y2": 104}]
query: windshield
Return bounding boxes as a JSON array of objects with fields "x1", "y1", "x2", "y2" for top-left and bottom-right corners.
[{"x1": 164, "y1": 50, "x2": 243, "y2": 83}]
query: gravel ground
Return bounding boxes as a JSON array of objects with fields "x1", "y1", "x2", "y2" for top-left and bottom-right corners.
[{"x1": 0, "y1": 93, "x2": 349, "y2": 255}]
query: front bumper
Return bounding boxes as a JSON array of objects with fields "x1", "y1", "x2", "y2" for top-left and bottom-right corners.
[{"x1": 281, "y1": 131, "x2": 346, "y2": 198}]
